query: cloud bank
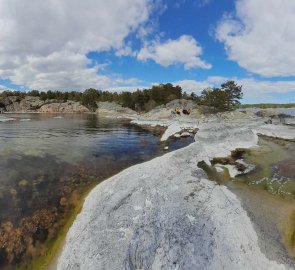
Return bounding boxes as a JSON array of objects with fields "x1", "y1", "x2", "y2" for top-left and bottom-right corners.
[
  {"x1": 0, "y1": 0, "x2": 153, "y2": 90},
  {"x1": 216, "y1": 0, "x2": 295, "y2": 77}
]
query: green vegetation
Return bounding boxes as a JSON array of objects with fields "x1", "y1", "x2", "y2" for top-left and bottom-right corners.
[
  {"x1": 0, "y1": 80, "x2": 243, "y2": 112},
  {"x1": 0, "y1": 83, "x2": 183, "y2": 112},
  {"x1": 200, "y1": 81, "x2": 243, "y2": 112}
]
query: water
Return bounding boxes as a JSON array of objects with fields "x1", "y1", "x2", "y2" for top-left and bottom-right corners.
[
  {"x1": 0, "y1": 113, "x2": 193, "y2": 268},
  {"x1": 239, "y1": 107, "x2": 295, "y2": 116},
  {"x1": 199, "y1": 136, "x2": 295, "y2": 265}
]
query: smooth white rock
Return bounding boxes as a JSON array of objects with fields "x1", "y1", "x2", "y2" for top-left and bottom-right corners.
[
  {"x1": 253, "y1": 124, "x2": 295, "y2": 140},
  {"x1": 57, "y1": 121, "x2": 288, "y2": 270}
]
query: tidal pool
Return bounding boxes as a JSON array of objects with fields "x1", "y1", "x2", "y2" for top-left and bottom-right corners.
[
  {"x1": 200, "y1": 136, "x2": 295, "y2": 266},
  {"x1": 0, "y1": 113, "x2": 193, "y2": 269}
]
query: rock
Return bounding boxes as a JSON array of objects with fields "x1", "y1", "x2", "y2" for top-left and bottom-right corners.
[
  {"x1": 19, "y1": 96, "x2": 45, "y2": 111},
  {"x1": 0, "y1": 96, "x2": 46, "y2": 112},
  {"x1": 235, "y1": 159, "x2": 256, "y2": 175},
  {"x1": 256, "y1": 110, "x2": 281, "y2": 118},
  {"x1": 0, "y1": 96, "x2": 91, "y2": 113},
  {"x1": 57, "y1": 123, "x2": 286, "y2": 270},
  {"x1": 180, "y1": 131, "x2": 190, "y2": 137},
  {"x1": 285, "y1": 117, "x2": 295, "y2": 125},
  {"x1": 253, "y1": 124, "x2": 295, "y2": 140},
  {"x1": 214, "y1": 165, "x2": 224, "y2": 173},
  {"x1": 142, "y1": 99, "x2": 202, "y2": 120},
  {"x1": 174, "y1": 133, "x2": 181, "y2": 138},
  {"x1": 38, "y1": 101, "x2": 89, "y2": 113},
  {"x1": 96, "y1": 102, "x2": 137, "y2": 116},
  {"x1": 164, "y1": 99, "x2": 197, "y2": 110},
  {"x1": 164, "y1": 146, "x2": 169, "y2": 150}
]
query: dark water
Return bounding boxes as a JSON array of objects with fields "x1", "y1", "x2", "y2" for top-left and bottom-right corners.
[{"x1": 0, "y1": 113, "x2": 193, "y2": 268}]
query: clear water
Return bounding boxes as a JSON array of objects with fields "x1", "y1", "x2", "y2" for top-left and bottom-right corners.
[
  {"x1": 0, "y1": 113, "x2": 194, "y2": 268},
  {"x1": 0, "y1": 114, "x2": 192, "y2": 223}
]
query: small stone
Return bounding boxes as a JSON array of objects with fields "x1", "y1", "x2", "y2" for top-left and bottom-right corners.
[
  {"x1": 164, "y1": 146, "x2": 169, "y2": 150},
  {"x1": 180, "y1": 132, "x2": 190, "y2": 137}
]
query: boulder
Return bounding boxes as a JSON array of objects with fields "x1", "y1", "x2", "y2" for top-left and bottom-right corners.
[
  {"x1": 180, "y1": 131, "x2": 191, "y2": 137},
  {"x1": 256, "y1": 110, "x2": 280, "y2": 118},
  {"x1": 0, "y1": 96, "x2": 46, "y2": 112},
  {"x1": 96, "y1": 102, "x2": 137, "y2": 115},
  {"x1": 38, "y1": 101, "x2": 89, "y2": 113}
]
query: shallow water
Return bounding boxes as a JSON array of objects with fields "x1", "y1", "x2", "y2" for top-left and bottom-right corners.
[
  {"x1": 199, "y1": 136, "x2": 295, "y2": 265},
  {"x1": 0, "y1": 113, "x2": 193, "y2": 268},
  {"x1": 236, "y1": 137, "x2": 295, "y2": 199},
  {"x1": 230, "y1": 138, "x2": 295, "y2": 264}
]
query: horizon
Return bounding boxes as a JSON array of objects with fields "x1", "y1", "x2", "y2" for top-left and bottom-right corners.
[{"x1": 0, "y1": 0, "x2": 295, "y2": 104}]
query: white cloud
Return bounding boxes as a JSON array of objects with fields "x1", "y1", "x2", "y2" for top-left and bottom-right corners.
[
  {"x1": 137, "y1": 35, "x2": 211, "y2": 69},
  {"x1": 0, "y1": 0, "x2": 155, "y2": 90},
  {"x1": 173, "y1": 80, "x2": 211, "y2": 93},
  {"x1": 0, "y1": 85, "x2": 13, "y2": 93},
  {"x1": 172, "y1": 77, "x2": 295, "y2": 103},
  {"x1": 216, "y1": 0, "x2": 295, "y2": 77}
]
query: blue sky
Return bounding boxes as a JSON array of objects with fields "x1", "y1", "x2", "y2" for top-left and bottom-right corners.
[{"x1": 0, "y1": 0, "x2": 294, "y2": 103}]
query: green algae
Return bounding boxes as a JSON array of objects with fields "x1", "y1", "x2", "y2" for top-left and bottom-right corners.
[{"x1": 236, "y1": 137, "x2": 295, "y2": 200}]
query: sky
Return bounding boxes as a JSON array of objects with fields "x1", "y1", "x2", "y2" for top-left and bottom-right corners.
[{"x1": 0, "y1": 0, "x2": 295, "y2": 104}]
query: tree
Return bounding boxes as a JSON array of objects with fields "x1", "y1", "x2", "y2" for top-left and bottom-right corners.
[
  {"x1": 220, "y1": 80, "x2": 243, "y2": 110},
  {"x1": 201, "y1": 88, "x2": 228, "y2": 112},
  {"x1": 82, "y1": 88, "x2": 99, "y2": 111},
  {"x1": 200, "y1": 81, "x2": 243, "y2": 112}
]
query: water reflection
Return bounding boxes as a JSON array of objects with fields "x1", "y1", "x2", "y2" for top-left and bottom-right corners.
[{"x1": 0, "y1": 113, "x2": 192, "y2": 268}]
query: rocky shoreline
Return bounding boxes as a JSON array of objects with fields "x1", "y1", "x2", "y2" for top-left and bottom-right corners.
[
  {"x1": 0, "y1": 95, "x2": 139, "y2": 115},
  {"x1": 1, "y1": 97, "x2": 295, "y2": 269},
  {"x1": 56, "y1": 110, "x2": 295, "y2": 269}
]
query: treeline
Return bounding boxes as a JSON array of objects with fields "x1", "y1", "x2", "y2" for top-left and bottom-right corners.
[
  {"x1": 0, "y1": 83, "x2": 183, "y2": 112},
  {"x1": 240, "y1": 103, "x2": 295, "y2": 109},
  {"x1": 0, "y1": 81, "x2": 243, "y2": 112}
]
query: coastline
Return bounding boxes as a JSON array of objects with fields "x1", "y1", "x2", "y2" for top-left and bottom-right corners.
[
  {"x1": 56, "y1": 112, "x2": 295, "y2": 269},
  {"x1": 1, "y1": 109, "x2": 294, "y2": 269}
]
